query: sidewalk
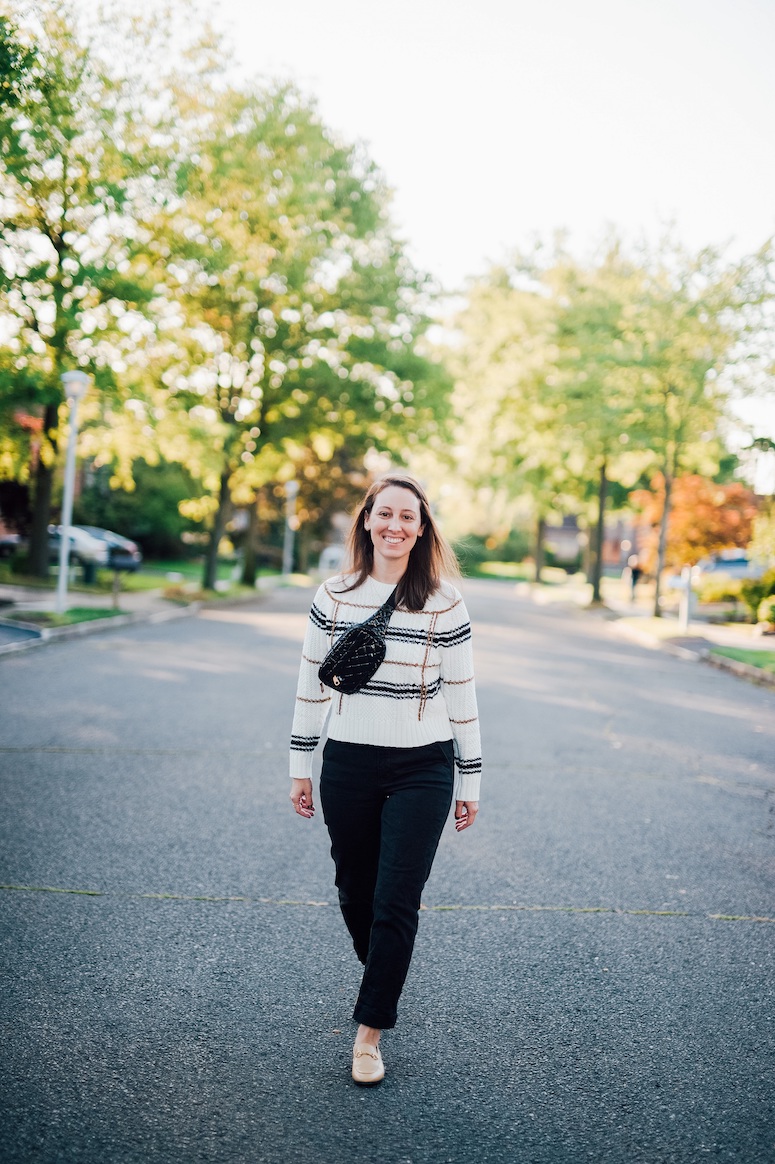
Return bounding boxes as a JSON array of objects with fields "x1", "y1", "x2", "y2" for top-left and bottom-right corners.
[
  {"x1": 602, "y1": 593, "x2": 766, "y2": 649},
  {"x1": 0, "y1": 581, "x2": 174, "y2": 616},
  {"x1": 0, "y1": 573, "x2": 290, "y2": 656},
  {"x1": 539, "y1": 576, "x2": 775, "y2": 687}
]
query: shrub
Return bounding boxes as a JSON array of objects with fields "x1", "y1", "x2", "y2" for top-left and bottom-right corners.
[
  {"x1": 757, "y1": 596, "x2": 775, "y2": 626},
  {"x1": 453, "y1": 530, "x2": 530, "y2": 573},
  {"x1": 695, "y1": 576, "x2": 744, "y2": 605},
  {"x1": 740, "y1": 568, "x2": 775, "y2": 619}
]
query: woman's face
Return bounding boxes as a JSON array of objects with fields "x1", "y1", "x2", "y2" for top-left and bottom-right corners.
[{"x1": 364, "y1": 485, "x2": 425, "y2": 571}]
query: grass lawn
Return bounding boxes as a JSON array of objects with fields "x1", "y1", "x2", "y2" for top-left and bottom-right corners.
[
  {"x1": 121, "y1": 561, "x2": 282, "y2": 591},
  {"x1": 1, "y1": 560, "x2": 280, "y2": 594},
  {"x1": 5, "y1": 607, "x2": 125, "y2": 628},
  {"x1": 709, "y1": 646, "x2": 775, "y2": 674}
]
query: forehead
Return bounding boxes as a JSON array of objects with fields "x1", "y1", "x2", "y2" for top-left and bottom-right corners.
[{"x1": 372, "y1": 486, "x2": 421, "y2": 514}]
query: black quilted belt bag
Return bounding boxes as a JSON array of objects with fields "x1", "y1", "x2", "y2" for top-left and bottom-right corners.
[{"x1": 318, "y1": 589, "x2": 397, "y2": 695}]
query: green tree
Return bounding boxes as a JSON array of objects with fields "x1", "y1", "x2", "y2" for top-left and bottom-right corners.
[
  {"x1": 73, "y1": 458, "x2": 205, "y2": 558},
  {"x1": 445, "y1": 236, "x2": 773, "y2": 604},
  {"x1": 446, "y1": 273, "x2": 575, "y2": 580},
  {"x1": 447, "y1": 246, "x2": 652, "y2": 589},
  {"x1": 150, "y1": 82, "x2": 448, "y2": 589},
  {"x1": 546, "y1": 247, "x2": 656, "y2": 600},
  {"x1": 631, "y1": 242, "x2": 773, "y2": 614},
  {"x1": 0, "y1": 1, "x2": 180, "y2": 574},
  {"x1": 0, "y1": 12, "x2": 38, "y2": 110}
]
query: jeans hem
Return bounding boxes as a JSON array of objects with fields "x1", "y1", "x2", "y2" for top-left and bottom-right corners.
[{"x1": 353, "y1": 1009, "x2": 397, "y2": 1031}]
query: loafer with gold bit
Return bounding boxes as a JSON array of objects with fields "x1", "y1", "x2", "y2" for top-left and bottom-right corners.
[{"x1": 352, "y1": 1042, "x2": 385, "y2": 1085}]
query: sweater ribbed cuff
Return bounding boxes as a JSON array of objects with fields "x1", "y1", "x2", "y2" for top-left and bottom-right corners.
[
  {"x1": 453, "y1": 769, "x2": 481, "y2": 803},
  {"x1": 289, "y1": 750, "x2": 314, "y2": 781}
]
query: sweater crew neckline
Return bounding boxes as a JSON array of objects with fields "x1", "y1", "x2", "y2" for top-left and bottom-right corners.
[{"x1": 367, "y1": 575, "x2": 400, "y2": 590}]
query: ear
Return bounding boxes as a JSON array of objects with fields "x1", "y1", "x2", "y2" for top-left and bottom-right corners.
[
  {"x1": 417, "y1": 523, "x2": 425, "y2": 537},
  {"x1": 363, "y1": 511, "x2": 372, "y2": 531}
]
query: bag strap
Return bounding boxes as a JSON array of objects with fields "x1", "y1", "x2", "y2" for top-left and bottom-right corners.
[{"x1": 365, "y1": 587, "x2": 397, "y2": 635}]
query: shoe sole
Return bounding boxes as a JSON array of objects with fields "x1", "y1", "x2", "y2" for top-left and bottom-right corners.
[{"x1": 352, "y1": 1072, "x2": 385, "y2": 1086}]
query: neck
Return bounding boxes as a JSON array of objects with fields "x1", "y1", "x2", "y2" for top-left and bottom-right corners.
[{"x1": 370, "y1": 559, "x2": 406, "y2": 586}]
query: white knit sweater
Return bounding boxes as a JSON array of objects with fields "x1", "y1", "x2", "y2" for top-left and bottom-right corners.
[{"x1": 289, "y1": 574, "x2": 482, "y2": 801}]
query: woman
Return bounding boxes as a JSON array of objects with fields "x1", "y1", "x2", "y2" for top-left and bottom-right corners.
[{"x1": 289, "y1": 474, "x2": 482, "y2": 1085}]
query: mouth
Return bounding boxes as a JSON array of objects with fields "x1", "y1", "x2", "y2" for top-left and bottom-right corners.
[{"x1": 382, "y1": 536, "x2": 405, "y2": 545}]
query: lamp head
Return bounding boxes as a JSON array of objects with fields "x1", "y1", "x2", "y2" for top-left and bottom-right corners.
[{"x1": 60, "y1": 370, "x2": 90, "y2": 400}]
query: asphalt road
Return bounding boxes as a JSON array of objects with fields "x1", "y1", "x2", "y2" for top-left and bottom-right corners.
[{"x1": 1, "y1": 579, "x2": 773, "y2": 1164}]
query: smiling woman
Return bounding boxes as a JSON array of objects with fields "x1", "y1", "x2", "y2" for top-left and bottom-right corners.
[
  {"x1": 364, "y1": 484, "x2": 424, "y2": 573},
  {"x1": 288, "y1": 473, "x2": 482, "y2": 1085}
]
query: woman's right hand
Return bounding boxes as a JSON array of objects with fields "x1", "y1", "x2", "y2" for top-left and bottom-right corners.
[{"x1": 290, "y1": 778, "x2": 315, "y2": 819}]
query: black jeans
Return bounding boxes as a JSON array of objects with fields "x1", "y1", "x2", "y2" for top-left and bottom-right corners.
[{"x1": 320, "y1": 738, "x2": 454, "y2": 1030}]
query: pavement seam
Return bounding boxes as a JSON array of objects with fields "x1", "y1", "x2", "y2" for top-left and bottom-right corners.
[{"x1": 1, "y1": 883, "x2": 772, "y2": 923}]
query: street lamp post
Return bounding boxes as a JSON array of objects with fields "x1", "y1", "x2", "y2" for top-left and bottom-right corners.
[
  {"x1": 55, "y1": 370, "x2": 91, "y2": 614},
  {"x1": 282, "y1": 479, "x2": 299, "y2": 577}
]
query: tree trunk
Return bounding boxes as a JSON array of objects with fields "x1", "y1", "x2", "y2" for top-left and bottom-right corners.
[
  {"x1": 534, "y1": 514, "x2": 546, "y2": 583},
  {"x1": 591, "y1": 458, "x2": 608, "y2": 604},
  {"x1": 27, "y1": 403, "x2": 59, "y2": 577},
  {"x1": 652, "y1": 469, "x2": 673, "y2": 618},
  {"x1": 203, "y1": 468, "x2": 231, "y2": 591},
  {"x1": 240, "y1": 498, "x2": 258, "y2": 587}
]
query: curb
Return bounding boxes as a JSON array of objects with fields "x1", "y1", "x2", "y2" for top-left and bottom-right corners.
[
  {"x1": 703, "y1": 651, "x2": 775, "y2": 689},
  {"x1": 0, "y1": 603, "x2": 201, "y2": 657}
]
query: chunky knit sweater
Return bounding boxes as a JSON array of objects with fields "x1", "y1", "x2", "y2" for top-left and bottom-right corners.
[{"x1": 289, "y1": 574, "x2": 482, "y2": 801}]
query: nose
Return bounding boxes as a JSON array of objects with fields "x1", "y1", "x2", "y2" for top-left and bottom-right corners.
[{"x1": 387, "y1": 516, "x2": 402, "y2": 531}]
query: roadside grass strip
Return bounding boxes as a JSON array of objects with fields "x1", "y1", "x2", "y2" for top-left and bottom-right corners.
[
  {"x1": 709, "y1": 646, "x2": 775, "y2": 674},
  {"x1": 3, "y1": 607, "x2": 125, "y2": 627},
  {"x1": 1, "y1": 884, "x2": 772, "y2": 923}
]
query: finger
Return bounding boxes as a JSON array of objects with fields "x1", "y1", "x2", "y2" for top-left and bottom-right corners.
[
  {"x1": 291, "y1": 795, "x2": 315, "y2": 818},
  {"x1": 455, "y1": 802, "x2": 478, "y2": 830}
]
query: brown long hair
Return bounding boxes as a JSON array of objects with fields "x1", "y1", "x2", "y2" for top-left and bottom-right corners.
[{"x1": 338, "y1": 474, "x2": 460, "y2": 611}]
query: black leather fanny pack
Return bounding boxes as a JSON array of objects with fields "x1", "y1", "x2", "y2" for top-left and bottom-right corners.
[{"x1": 318, "y1": 589, "x2": 397, "y2": 695}]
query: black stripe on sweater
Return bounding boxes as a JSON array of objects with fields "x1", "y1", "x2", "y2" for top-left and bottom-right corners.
[
  {"x1": 358, "y1": 676, "x2": 443, "y2": 701},
  {"x1": 310, "y1": 606, "x2": 471, "y2": 648},
  {"x1": 290, "y1": 735, "x2": 319, "y2": 753}
]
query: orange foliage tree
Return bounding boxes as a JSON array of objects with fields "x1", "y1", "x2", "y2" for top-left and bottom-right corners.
[{"x1": 630, "y1": 475, "x2": 758, "y2": 571}]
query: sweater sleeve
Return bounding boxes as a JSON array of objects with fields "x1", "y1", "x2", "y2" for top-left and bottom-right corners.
[
  {"x1": 438, "y1": 594, "x2": 482, "y2": 802},
  {"x1": 289, "y1": 583, "x2": 333, "y2": 780}
]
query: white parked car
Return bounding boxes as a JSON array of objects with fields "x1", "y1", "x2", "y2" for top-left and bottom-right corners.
[{"x1": 48, "y1": 525, "x2": 109, "y2": 567}]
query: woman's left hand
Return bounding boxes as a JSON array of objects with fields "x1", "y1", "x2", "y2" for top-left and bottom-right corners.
[{"x1": 454, "y1": 800, "x2": 479, "y2": 831}]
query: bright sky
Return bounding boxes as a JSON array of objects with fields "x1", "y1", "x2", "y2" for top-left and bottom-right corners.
[{"x1": 214, "y1": 0, "x2": 775, "y2": 292}]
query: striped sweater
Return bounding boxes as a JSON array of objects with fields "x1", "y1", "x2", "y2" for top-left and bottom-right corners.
[{"x1": 289, "y1": 574, "x2": 482, "y2": 801}]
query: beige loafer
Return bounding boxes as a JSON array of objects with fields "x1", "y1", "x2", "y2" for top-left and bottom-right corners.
[{"x1": 352, "y1": 1042, "x2": 385, "y2": 1086}]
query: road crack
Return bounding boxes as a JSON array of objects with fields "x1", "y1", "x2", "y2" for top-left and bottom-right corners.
[{"x1": 1, "y1": 883, "x2": 772, "y2": 923}]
